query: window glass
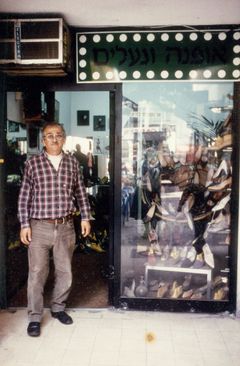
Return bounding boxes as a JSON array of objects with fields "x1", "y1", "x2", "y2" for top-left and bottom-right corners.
[{"x1": 121, "y1": 82, "x2": 233, "y2": 302}]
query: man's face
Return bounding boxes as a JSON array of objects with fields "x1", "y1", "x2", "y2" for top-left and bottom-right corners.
[{"x1": 42, "y1": 125, "x2": 66, "y2": 155}]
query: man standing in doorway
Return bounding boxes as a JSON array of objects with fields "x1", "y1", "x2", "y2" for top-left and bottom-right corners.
[{"x1": 18, "y1": 122, "x2": 91, "y2": 337}]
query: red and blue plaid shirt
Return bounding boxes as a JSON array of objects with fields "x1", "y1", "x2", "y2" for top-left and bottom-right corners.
[{"x1": 18, "y1": 150, "x2": 91, "y2": 228}]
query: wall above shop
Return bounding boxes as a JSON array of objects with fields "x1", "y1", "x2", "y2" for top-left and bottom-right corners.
[{"x1": 0, "y1": 0, "x2": 240, "y2": 27}]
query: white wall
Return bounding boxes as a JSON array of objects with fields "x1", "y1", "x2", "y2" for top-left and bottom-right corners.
[
  {"x1": 56, "y1": 92, "x2": 109, "y2": 153},
  {"x1": 69, "y1": 92, "x2": 109, "y2": 138},
  {"x1": 1, "y1": 0, "x2": 239, "y2": 27},
  {"x1": 55, "y1": 92, "x2": 71, "y2": 134},
  {"x1": 56, "y1": 91, "x2": 110, "y2": 177}
]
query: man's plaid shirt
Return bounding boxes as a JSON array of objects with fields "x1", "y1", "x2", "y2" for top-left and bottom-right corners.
[{"x1": 18, "y1": 150, "x2": 91, "y2": 228}]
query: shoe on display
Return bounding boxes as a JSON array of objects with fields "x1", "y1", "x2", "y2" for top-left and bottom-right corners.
[
  {"x1": 202, "y1": 243, "x2": 215, "y2": 268},
  {"x1": 168, "y1": 246, "x2": 181, "y2": 265},
  {"x1": 143, "y1": 204, "x2": 156, "y2": 223},
  {"x1": 160, "y1": 245, "x2": 170, "y2": 262},
  {"x1": 207, "y1": 212, "x2": 230, "y2": 233},
  {"x1": 211, "y1": 193, "x2": 231, "y2": 212},
  {"x1": 123, "y1": 286, "x2": 135, "y2": 297},
  {"x1": 147, "y1": 229, "x2": 162, "y2": 256},
  {"x1": 212, "y1": 275, "x2": 223, "y2": 289},
  {"x1": 182, "y1": 274, "x2": 192, "y2": 291},
  {"x1": 212, "y1": 276, "x2": 228, "y2": 290},
  {"x1": 208, "y1": 134, "x2": 232, "y2": 151},
  {"x1": 213, "y1": 286, "x2": 229, "y2": 300},
  {"x1": 147, "y1": 246, "x2": 155, "y2": 256},
  {"x1": 148, "y1": 228, "x2": 158, "y2": 243},
  {"x1": 181, "y1": 246, "x2": 196, "y2": 268},
  {"x1": 225, "y1": 233, "x2": 230, "y2": 245},
  {"x1": 149, "y1": 280, "x2": 159, "y2": 292},
  {"x1": 169, "y1": 281, "x2": 178, "y2": 297},
  {"x1": 212, "y1": 159, "x2": 229, "y2": 179},
  {"x1": 208, "y1": 176, "x2": 232, "y2": 192},
  {"x1": 152, "y1": 242, "x2": 162, "y2": 256},
  {"x1": 179, "y1": 245, "x2": 189, "y2": 261},
  {"x1": 123, "y1": 279, "x2": 136, "y2": 297},
  {"x1": 205, "y1": 165, "x2": 216, "y2": 188},
  {"x1": 157, "y1": 282, "x2": 170, "y2": 298},
  {"x1": 171, "y1": 285, "x2": 183, "y2": 299},
  {"x1": 182, "y1": 198, "x2": 194, "y2": 231},
  {"x1": 191, "y1": 292, "x2": 204, "y2": 300},
  {"x1": 182, "y1": 289, "x2": 194, "y2": 299},
  {"x1": 156, "y1": 203, "x2": 170, "y2": 216}
]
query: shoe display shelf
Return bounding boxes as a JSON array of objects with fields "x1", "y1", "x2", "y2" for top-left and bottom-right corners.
[{"x1": 144, "y1": 262, "x2": 212, "y2": 299}]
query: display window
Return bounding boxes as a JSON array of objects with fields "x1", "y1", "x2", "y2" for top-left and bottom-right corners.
[{"x1": 121, "y1": 82, "x2": 233, "y2": 304}]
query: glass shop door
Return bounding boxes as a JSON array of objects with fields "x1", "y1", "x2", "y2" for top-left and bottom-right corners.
[{"x1": 119, "y1": 81, "x2": 237, "y2": 312}]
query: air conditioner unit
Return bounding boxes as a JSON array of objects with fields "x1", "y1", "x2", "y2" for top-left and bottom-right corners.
[{"x1": 0, "y1": 18, "x2": 72, "y2": 76}]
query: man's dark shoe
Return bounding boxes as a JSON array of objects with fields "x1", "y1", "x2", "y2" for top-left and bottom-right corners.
[
  {"x1": 27, "y1": 321, "x2": 40, "y2": 337},
  {"x1": 51, "y1": 311, "x2": 73, "y2": 324}
]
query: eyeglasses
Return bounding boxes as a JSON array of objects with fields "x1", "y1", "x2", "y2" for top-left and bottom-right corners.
[{"x1": 43, "y1": 134, "x2": 64, "y2": 141}]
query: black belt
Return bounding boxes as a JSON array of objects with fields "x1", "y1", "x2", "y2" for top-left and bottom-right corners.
[{"x1": 39, "y1": 215, "x2": 73, "y2": 225}]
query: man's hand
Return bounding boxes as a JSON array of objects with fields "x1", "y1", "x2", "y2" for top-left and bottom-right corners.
[
  {"x1": 20, "y1": 227, "x2": 32, "y2": 245},
  {"x1": 81, "y1": 220, "x2": 91, "y2": 237}
]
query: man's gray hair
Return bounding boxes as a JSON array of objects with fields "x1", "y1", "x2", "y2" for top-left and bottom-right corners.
[{"x1": 41, "y1": 122, "x2": 66, "y2": 136}]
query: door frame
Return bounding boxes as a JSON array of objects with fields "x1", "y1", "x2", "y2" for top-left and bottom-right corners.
[
  {"x1": 0, "y1": 74, "x2": 7, "y2": 308},
  {"x1": 2, "y1": 77, "x2": 123, "y2": 308}
]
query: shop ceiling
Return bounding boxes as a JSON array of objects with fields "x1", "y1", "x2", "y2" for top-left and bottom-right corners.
[{"x1": 0, "y1": 0, "x2": 240, "y2": 27}]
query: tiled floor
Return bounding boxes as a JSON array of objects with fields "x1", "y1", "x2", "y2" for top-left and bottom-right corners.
[{"x1": 0, "y1": 307, "x2": 240, "y2": 366}]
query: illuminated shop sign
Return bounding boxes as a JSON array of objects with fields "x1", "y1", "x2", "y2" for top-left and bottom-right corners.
[{"x1": 76, "y1": 28, "x2": 240, "y2": 83}]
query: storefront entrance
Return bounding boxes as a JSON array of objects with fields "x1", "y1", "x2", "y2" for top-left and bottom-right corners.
[
  {"x1": 1, "y1": 78, "x2": 239, "y2": 313},
  {"x1": 0, "y1": 21, "x2": 239, "y2": 314}
]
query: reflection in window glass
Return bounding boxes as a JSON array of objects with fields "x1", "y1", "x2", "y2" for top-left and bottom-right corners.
[{"x1": 121, "y1": 82, "x2": 233, "y2": 302}]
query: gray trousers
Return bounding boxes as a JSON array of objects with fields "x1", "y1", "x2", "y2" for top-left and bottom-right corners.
[{"x1": 28, "y1": 219, "x2": 76, "y2": 322}]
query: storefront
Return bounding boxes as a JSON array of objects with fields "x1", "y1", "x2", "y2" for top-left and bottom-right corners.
[{"x1": 0, "y1": 17, "x2": 239, "y2": 313}]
